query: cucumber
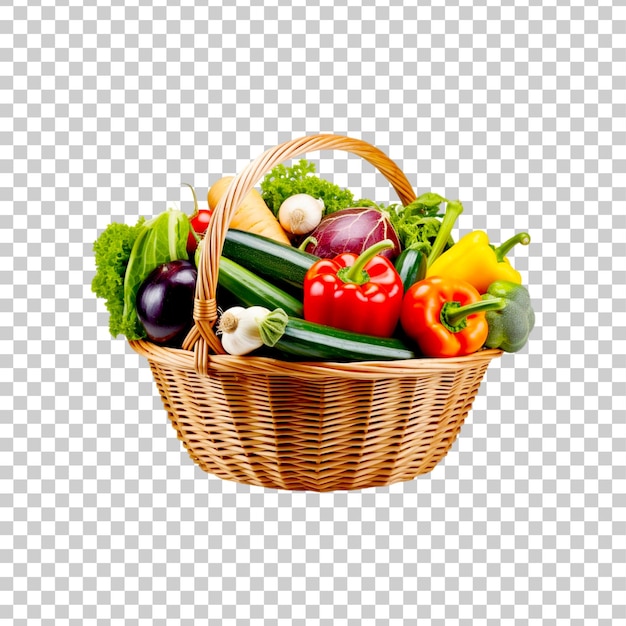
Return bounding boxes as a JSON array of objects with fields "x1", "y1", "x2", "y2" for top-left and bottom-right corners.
[
  {"x1": 273, "y1": 317, "x2": 416, "y2": 362},
  {"x1": 218, "y1": 257, "x2": 304, "y2": 318},
  {"x1": 222, "y1": 229, "x2": 318, "y2": 289},
  {"x1": 394, "y1": 248, "x2": 427, "y2": 293}
]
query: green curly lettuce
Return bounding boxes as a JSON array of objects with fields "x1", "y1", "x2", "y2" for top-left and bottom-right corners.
[
  {"x1": 260, "y1": 159, "x2": 356, "y2": 216},
  {"x1": 377, "y1": 193, "x2": 456, "y2": 255},
  {"x1": 91, "y1": 217, "x2": 147, "y2": 339}
]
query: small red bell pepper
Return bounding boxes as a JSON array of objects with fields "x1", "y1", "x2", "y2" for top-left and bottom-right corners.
[
  {"x1": 303, "y1": 240, "x2": 404, "y2": 338},
  {"x1": 400, "y1": 276, "x2": 505, "y2": 357}
]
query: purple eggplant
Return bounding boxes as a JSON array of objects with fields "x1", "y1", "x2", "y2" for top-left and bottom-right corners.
[
  {"x1": 304, "y1": 207, "x2": 401, "y2": 261},
  {"x1": 136, "y1": 260, "x2": 197, "y2": 346}
]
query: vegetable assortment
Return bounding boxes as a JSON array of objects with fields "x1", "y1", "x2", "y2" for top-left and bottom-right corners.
[{"x1": 92, "y1": 162, "x2": 535, "y2": 361}]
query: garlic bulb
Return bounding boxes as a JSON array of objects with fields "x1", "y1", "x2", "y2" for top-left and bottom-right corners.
[
  {"x1": 218, "y1": 306, "x2": 289, "y2": 355},
  {"x1": 278, "y1": 194, "x2": 324, "y2": 235},
  {"x1": 218, "y1": 306, "x2": 269, "y2": 356}
]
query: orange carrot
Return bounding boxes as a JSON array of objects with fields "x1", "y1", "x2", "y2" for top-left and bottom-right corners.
[{"x1": 208, "y1": 176, "x2": 291, "y2": 246}]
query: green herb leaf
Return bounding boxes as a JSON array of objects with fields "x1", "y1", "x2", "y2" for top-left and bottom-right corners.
[{"x1": 415, "y1": 192, "x2": 448, "y2": 208}]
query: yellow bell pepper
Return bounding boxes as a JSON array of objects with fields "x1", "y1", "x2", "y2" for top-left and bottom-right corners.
[{"x1": 427, "y1": 231, "x2": 530, "y2": 294}]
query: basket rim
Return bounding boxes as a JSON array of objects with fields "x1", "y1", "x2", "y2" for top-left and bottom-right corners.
[{"x1": 129, "y1": 338, "x2": 502, "y2": 380}]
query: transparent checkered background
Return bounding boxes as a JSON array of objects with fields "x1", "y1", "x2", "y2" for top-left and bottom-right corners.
[{"x1": 2, "y1": 1, "x2": 625, "y2": 624}]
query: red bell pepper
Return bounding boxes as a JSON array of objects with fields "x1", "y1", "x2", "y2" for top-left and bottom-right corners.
[
  {"x1": 303, "y1": 240, "x2": 404, "y2": 338},
  {"x1": 400, "y1": 276, "x2": 505, "y2": 357}
]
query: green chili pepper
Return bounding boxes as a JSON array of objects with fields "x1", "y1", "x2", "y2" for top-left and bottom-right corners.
[{"x1": 481, "y1": 280, "x2": 535, "y2": 353}]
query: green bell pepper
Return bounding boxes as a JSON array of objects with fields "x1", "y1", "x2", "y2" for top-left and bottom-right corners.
[{"x1": 481, "y1": 280, "x2": 535, "y2": 353}]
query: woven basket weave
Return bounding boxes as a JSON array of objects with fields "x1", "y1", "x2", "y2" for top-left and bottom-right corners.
[{"x1": 129, "y1": 134, "x2": 501, "y2": 492}]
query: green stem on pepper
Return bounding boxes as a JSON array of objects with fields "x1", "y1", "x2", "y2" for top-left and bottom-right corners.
[
  {"x1": 337, "y1": 239, "x2": 394, "y2": 285},
  {"x1": 440, "y1": 297, "x2": 506, "y2": 333},
  {"x1": 493, "y1": 232, "x2": 531, "y2": 262}
]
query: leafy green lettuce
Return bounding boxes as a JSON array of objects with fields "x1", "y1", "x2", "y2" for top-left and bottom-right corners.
[
  {"x1": 92, "y1": 217, "x2": 146, "y2": 339},
  {"x1": 378, "y1": 193, "x2": 456, "y2": 255}
]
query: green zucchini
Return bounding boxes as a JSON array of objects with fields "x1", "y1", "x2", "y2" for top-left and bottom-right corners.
[
  {"x1": 222, "y1": 229, "x2": 318, "y2": 288},
  {"x1": 394, "y1": 248, "x2": 427, "y2": 293},
  {"x1": 218, "y1": 257, "x2": 304, "y2": 318},
  {"x1": 273, "y1": 317, "x2": 415, "y2": 362}
]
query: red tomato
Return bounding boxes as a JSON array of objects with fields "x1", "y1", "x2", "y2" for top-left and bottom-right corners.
[
  {"x1": 186, "y1": 209, "x2": 212, "y2": 255},
  {"x1": 183, "y1": 183, "x2": 213, "y2": 255},
  {"x1": 191, "y1": 209, "x2": 212, "y2": 236}
]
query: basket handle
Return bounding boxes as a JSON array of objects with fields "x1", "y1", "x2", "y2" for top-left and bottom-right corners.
[{"x1": 188, "y1": 134, "x2": 418, "y2": 356}]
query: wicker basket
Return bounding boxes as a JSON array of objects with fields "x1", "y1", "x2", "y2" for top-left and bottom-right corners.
[{"x1": 129, "y1": 134, "x2": 502, "y2": 492}]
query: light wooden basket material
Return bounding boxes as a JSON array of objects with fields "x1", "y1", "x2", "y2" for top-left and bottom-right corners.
[{"x1": 129, "y1": 135, "x2": 501, "y2": 492}]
